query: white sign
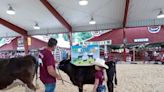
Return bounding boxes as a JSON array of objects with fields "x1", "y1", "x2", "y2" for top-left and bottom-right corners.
[
  {"x1": 17, "y1": 47, "x2": 25, "y2": 51},
  {"x1": 105, "y1": 40, "x2": 112, "y2": 45},
  {"x1": 134, "y1": 38, "x2": 149, "y2": 43},
  {"x1": 85, "y1": 40, "x2": 112, "y2": 45}
]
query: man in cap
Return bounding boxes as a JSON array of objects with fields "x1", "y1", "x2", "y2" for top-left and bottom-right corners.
[{"x1": 39, "y1": 38, "x2": 62, "y2": 92}]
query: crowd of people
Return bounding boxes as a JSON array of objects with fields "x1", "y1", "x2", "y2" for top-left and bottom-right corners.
[{"x1": 144, "y1": 51, "x2": 164, "y2": 64}]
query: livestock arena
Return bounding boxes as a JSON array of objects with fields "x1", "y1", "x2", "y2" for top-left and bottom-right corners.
[
  {"x1": 1, "y1": 0, "x2": 164, "y2": 92},
  {"x1": 0, "y1": 63, "x2": 164, "y2": 92}
]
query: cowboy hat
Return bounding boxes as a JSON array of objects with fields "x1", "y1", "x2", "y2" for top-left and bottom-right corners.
[{"x1": 93, "y1": 58, "x2": 109, "y2": 69}]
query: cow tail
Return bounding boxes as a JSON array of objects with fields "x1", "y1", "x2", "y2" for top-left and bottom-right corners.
[
  {"x1": 31, "y1": 55, "x2": 39, "y2": 88},
  {"x1": 114, "y1": 72, "x2": 117, "y2": 85},
  {"x1": 35, "y1": 57, "x2": 39, "y2": 88},
  {"x1": 114, "y1": 63, "x2": 117, "y2": 85}
]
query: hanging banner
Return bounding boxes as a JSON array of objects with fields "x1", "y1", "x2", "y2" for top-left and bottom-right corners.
[
  {"x1": 148, "y1": 26, "x2": 161, "y2": 33},
  {"x1": 5, "y1": 37, "x2": 15, "y2": 44},
  {"x1": 71, "y1": 45, "x2": 100, "y2": 66}
]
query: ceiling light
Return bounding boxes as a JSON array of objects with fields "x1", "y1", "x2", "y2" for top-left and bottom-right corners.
[
  {"x1": 157, "y1": 9, "x2": 164, "y2": 19},
  {"x1": 79, "y1": 0, "x2": 88, "y2": 6},
  {"x1": 33, "y1": 23, "x2": 40, "y2": 30},
  {"x1": 89, "y1": 17, "x2": 96, "y2": 25},
  {"x1": 6, "y1": 4, "x2": 16, "y2": 15}
]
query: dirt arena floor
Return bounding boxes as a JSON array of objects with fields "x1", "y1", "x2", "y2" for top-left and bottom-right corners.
[{"x1": 1, "y1": 64, "x2": 164, "y2": 92}]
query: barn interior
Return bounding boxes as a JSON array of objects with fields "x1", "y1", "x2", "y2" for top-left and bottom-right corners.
[{"x1": 0, "y1": 0, "x2": 164, "y2": 92}]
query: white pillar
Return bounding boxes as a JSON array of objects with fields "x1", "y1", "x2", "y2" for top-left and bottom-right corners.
[{"x1": 104, "y1": 45, "x2": 108, "y2": 60}]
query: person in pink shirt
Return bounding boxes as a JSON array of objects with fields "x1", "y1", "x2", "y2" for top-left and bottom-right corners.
[
  {"x1": 39, "y1": 38, "x2": 62, "y2": 92},
  {"x1": 92, "y1": 58, "x2": 108, "y2": 92}
]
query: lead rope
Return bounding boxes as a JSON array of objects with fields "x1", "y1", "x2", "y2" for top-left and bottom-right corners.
[
  {"x1": 57, "y1": 68, "x2": 87, "y2": 91},
  {"x1": 57, "y1": 68, "x2": 65, "y2": 85}
]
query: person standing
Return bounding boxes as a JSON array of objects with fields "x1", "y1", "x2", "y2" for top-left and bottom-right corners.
[
  {"x1": 39, "y1": 38, "x2": 62, "y2": 92},
  {"x1": 92, "y1": 58, "x2": 108, "y2": 92}
]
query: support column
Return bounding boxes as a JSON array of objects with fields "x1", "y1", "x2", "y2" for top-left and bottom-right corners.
[
  {"x1": 123, "y1": 48, "x2": 126, "y2": 62},
  {"x1": 23, "y1": 36, "x2": 29, "y2": 55},
  {"x1": 68, "y1": 32, "x2": 72, "y2": 57},
  {"x1": 123, "y1": 28, "x2": 126, "y2": 62},
  {"x1": 68, "y1": 32, "x2": 72, "y2": 47},
  {"x1": 133, "y1": 47, "x2": 135, "y2": 62},
  {"x1": 104, "y1": 44, "x2": 108, "y2": 61}
]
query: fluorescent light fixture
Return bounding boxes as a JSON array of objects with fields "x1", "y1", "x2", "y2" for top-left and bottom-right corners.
[
  {"x1": 79, "y1": 0, "x2": 88, "y2": 6},
  {"x1": 157, "y1": 9, "x2": 164, "y2": 19},
  {"x1": 6, "y1": 4, "x2": 16, "y2": 15},
  {"x1": 33, "y1": 23, "x2": 40, "y2": 30},
  {"x1": 89, "y1": 17, "x2": 96, "y2": 25}
]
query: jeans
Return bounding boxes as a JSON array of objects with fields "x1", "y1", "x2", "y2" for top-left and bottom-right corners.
[
  {"x1": 97, "y1": 85, "x2": 106, "y2": 92},
  {"x1": 45, "y1": 83, "x2": 56, "y2": 92}
]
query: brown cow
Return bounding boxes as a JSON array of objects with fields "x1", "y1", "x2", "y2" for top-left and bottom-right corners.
[{"x1": 0, "y1": 55, "x2": 38, "y2": 91}]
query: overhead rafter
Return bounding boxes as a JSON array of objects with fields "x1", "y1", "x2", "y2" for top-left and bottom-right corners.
[
  {"x1": 40, "y1": 0, "x2": 72, "y2": 32},
  {"x1": 0, "y1": 18, "x2": 28, "y2": 36},
  {"x1": 123, "y1": 0, "x2": 130, "y2": 27}
]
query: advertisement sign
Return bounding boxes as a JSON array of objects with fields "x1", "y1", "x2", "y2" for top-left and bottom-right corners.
[
  {"x1": 71, "y1": 45, "x2": 100, "y2": 66},
  {"x1": 134, "y1": 38, "x2": 149, "y2": 43},
  {"x1": 85, "y1": 40, "x2": 112, "y2": 46}
]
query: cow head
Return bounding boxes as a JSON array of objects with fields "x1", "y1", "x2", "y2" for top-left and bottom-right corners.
[{"x1": 58, "y1": 58, "x2": 71, "y2": 73}]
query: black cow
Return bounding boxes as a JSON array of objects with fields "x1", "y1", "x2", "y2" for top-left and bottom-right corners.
[
  {"x1": 78, "y1": 55, "x2": 83, "y2": 59},
  {"x1": 59, "y1": 59, "x2": 117, "y2": 92},
  {"x1": 0, "y1": 55, "x2": 38, "y2": 91}
]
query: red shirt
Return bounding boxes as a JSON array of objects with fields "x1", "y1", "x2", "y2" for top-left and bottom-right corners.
[
  {"x1": 95, "y1": 70, "x2": 104, "y2": 85},
  {"x1": 39, "y1": 49, "x2": 56, "y2": 84}
]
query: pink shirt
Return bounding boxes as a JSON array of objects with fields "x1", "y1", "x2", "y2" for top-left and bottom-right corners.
[
  {"x1": 95, "y1": 70, "x2": 104, "y2": 85},
  {"x1": 39, "y1": 49, "x2": 56, "y2": 84}
]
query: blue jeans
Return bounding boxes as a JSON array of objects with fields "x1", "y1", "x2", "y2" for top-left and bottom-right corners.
[
  {"x1": 97, "y1": 85, "x2": 106, "y2": 92},
  {"x1": 45, "y1": 83, "x2": 56, "y2": 92}
]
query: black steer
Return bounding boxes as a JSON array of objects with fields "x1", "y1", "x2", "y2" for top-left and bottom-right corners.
[
  {"x1": 0, "y1": 55, "x2": 38, "y2": 91},
  {"x1": 59, "y1": 59, "x2": 117, "y2": 92}
]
